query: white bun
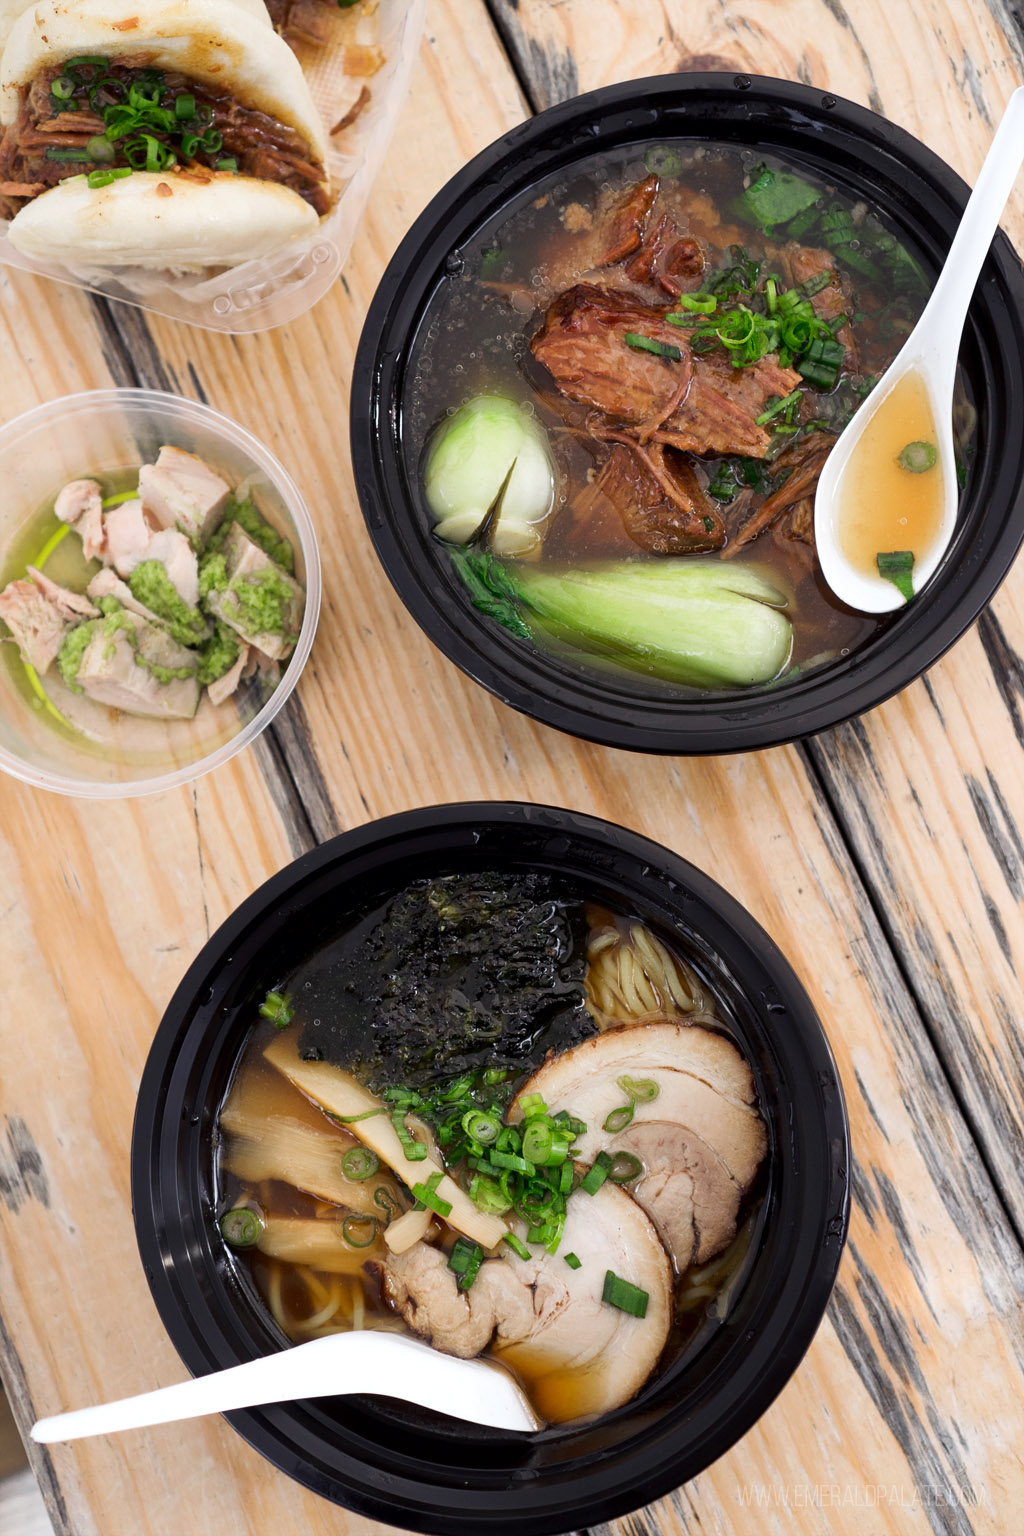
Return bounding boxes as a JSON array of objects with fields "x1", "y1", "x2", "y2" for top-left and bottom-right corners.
[
  {"x1": 0, "y1": 0, "x2": 273, "y2": 52},
  {"x1": 7, "y1": 170, "x2": 319, "y2": 268},
  {"x1": 1, "y1": 0, "x2": 326, "y2": 161}
]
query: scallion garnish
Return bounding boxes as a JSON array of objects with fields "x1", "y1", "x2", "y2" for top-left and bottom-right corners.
[
  {"x1": 603, "y1": 1102, "x2": 635, "y2": 1134},
  {"x1": 623, "y1": 332, "x2": 683, "y2": 362},
  {"x1": 333, "y1": 1107, "x2": 386, "y2": 1124},
  {"x1": 448, "y1": 1236, "x2": 484, "y2": 1290},
  {"x1": 616, "y1": 1075, "x2": 659, "y2": 1103},
  {"x1": 602, "y1": 1270, "x2": 649, "y2": 1318},
  {"x1": 342, "y1": 1147, "x2": 379, "y2": 1182},
  {"x1": 411, "y1": 1170, "x2": 453, "y2": 1218},
  {"x1": 175, "y1": 93, "x2": 196, "y2": 120},
  {"x1": 580, "y1": 1151, "x2": 612, "y2": 1195},
  {"x1": 675, "y1": 292, "x2": 717, "y2": 315},
  {"x1": 50, "y1": 76, "x2": 75, "y2": 101},
  {"x1": 503, "y1": 1232, "x2": 531, "y2": 1261},
  {"x1": 259, "y1": 989, "x2": 294, "y2": 1028},
  {"x1": 897, "y1": 440, "x2": 937, "y2": 474},
  {"x1": 220, "y1": 1208, "x2": 262, "y2": 1248},
  {"x1": 876, "y1": 550, "x2": 915, "y2": 602},
  {"x1": 608, "y1": 1151, "x2": 643, "y2": 1184},
  {"x1": 341, "y1": 1215, "x2": 378, "y2": 1249},
  {"x1": 564, "y1": 1252, "x2": 582, "y2": 1270},
  {"x1": 391, "y1": 1109, "x2": 429, "y2": 1162}
]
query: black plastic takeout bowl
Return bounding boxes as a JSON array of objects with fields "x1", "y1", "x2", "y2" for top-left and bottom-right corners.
[
  {"x1": 350, "y1": 73, "x2": 1024, "y2": 754},
  {"x1": 132, "y1": 802, "x2": 850, "y2": 1534}
]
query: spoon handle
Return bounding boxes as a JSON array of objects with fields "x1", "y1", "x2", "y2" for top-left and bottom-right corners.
[
  {"x1": 920, "y1": 86, "x2": 1024, "y2": 343},
  {"x1": 31, "y1": 1330, "x2": 539, "y2": 1442}
]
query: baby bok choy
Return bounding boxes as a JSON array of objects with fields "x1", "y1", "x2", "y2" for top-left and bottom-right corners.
[
  {"x1": 425, "y1": 396, "x2": 556, "y2": 556},
  {"x1": 452, "y1": 551, "x2": 793, "y2": 689}
]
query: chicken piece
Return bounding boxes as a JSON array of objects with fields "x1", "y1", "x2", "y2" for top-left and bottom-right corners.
[
  {"x1": 589, "y1": 441, "x2": 725, "y2": 554},
  {"x1": 514, "y1": 1022, "x2": 766, "y2": 1269},
  {"x1": 0, "y1": 577, "x2": 68, "y2": 672},
  {"x1": 138, "y1": 445, "x2": 230, "y2": 548},
  {"x1": 75, "y1": 612, "x2": 199, "y2": 719},
  {"x1": 206, "y1": 524, "x2": 304, "y2": 662},
  {"x1": 378, "y1": 1177, "x2": 672, "y2": 1423},
  {"x1": 145, "y1": 530, "x2": 200, "y2": 608},
  {"x1": 24, "y1": 568, "x2": 99, "y2": 623},
  {"x1": 86, "y1": 567, "x2": 164, "y2": 627},
  {"x1": 103, "y1": 498, "x2": 154, "y2": 576},
  {"x1": 54, "y1": 478, "x2": 106, "y2": 561},
  {"x1": 531, "y1": 284, "x2": 694, "y2": 431},
  {"x1": 206, "y1": 644, "x2": 250, "y2": 707}
]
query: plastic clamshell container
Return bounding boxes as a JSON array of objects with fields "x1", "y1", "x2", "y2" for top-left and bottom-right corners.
[
  {"x1": 0, "y1": 0, "x2": 426, "y2": 333},
  {"x1": 0, "y1": 388, "x2": 321, "y2": 797}
]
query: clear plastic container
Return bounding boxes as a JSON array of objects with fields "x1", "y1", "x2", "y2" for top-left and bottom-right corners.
[
  {"x1": 0, "y1": 0, "x2": 426, "y2": 333},
  {"x1": 0, "y1": 389, "x2": 321, "y2": 796}
]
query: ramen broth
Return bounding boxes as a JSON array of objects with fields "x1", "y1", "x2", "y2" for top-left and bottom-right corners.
[
  {"x1": 215, "y1": 878, "x2": 768, "y2": 1426},
  {"x1": 405, "y1": 142, "x2": 972, "y2": 692}
]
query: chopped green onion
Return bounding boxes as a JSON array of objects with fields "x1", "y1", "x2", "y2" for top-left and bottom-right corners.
[
  {"x1": 462, "y1": 1109, "x2": 501, "y2": 1145},
  {"x1": 215, "y1": 157, "x2": 238, "y2": 174},
  {"x1": 675, "y1": 293, "x2": 717, "y2": 315},
  {"x1": 623, "y1": 331, "x2": 682, "y2": 362},
  {"x1": 259, "y1": 989, "x2": 294, "y2": 1028},
  {"x1": 342, "y1": 1215, "x2": 378, "y2": 1249},
  {"x1": 180, "y1": 133, "x2": 200, "y2": 160},
  {"x1": 448, "y1": 1236, "x2": 484, "y2": 1290},
  {"x1": 518, "y1": 1092, "x2": 546, "y2": 1118},
  {"x1": 491, "y1": 1150, "x2": 535, "y2": 1174},
  {"x1": 603, "y1": 1103, "x2": 635, "y2": 1134},
  {"x1": 334, "y1": 1107, "x2": 385, "y2": 1124},
  {"x1": 175, "y1": 93, "x2": 196, "y2": 120},
  {"x1": 220, "y1": 1208, "x2": 262, "y2": 1248},
  {"x1": 391, "y1": 1111, "x2": 429, "y2": 1162},
  {"x1": 558, "y1": 1161, "x2": 573, "y2": 1195},
  {"x1": 411, "y1": 1171, "x2": 453, "y2": 1218},
  {"x1": 504, "y1": 1232, "x2": 532, "y2": 1260},
  {"x1": 580, "y1": 1151, "x2": 612, "y2": 1195},
  {"x1": 800, "y1": 270, "x2": 833, "y2": 298},
  {"x1": 342, "y1": 1147, "x2": 379, "y2": 1181},
  {"x1": 201, "y1": 127, "x2": 223, "y2": 153},
  {"x1": 483, "y1": 1068, "x2": 509, "y2": 1086},
  {"x1": 373, "y1": 1186, "x2": 400, "y2": 1224},
  {"x1": 86, "y1": 134, "x2": 115, "y2": 163},
  {"x1": 521, "y1": 1122, "x2": 553, "y2": 1166},
  {"x1": 469, "y1": 1175, "x2": 512, "y2": 1214},
  {"x1": 706, "y1": 462, "x2": 737, "y2": 502},
  {"x1": 64, "y1": 55, "x2": 109, "y2": 78},
  {"x1": 45, "y1": 147, "x2": 86, "y2": 163},
  {"x1": 644, "y1": 145, "x2": 682, "y2": 177},
  {"x1": 602, "y1": 1270, "x2": 649, "y2": 1318},
  {"x1": 564, "y1": 1252, "x2": 582, "y2": 1270},
  {"x1": 877, "y1": 550, "x2": 915, "y2": 602},
  {"x1": 755, "y1": 389, "x2": 802, "y2": 427},
  {"x1": 608, "y1": 1152, "x2": 644, "y2": 1184},
  {"x1": 898, "y1": 440, "x2": 937, "y2": 474},
  {"x1": 616, "y1": 1076, "x2": 659, "y2": 1103},
  {"x1": 51, "y1": 77, "x2": 75, "y2": 100}
]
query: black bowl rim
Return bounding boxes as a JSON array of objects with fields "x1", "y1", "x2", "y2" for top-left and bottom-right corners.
[
  {"x1": 350, "y1": 72, "x2": 1024, "y2": 755},
  {"x1": 132, "y1": 801, "x2": 851, "y2": 1534}
]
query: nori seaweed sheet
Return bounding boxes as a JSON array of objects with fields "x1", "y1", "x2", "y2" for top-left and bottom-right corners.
[{"x1": 294, "y1": 871, "x2": 596, "y2": 1092}]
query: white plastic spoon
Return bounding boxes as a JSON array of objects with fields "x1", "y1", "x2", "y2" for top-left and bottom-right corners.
[
  {"x1": 31, "y1": 1330, "x2": 540, "y2": 1443},
  {"x1": 814, "y1": 85, "x2": 1024, "y2": 613}
]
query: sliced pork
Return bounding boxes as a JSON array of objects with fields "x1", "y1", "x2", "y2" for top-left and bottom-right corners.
[
  {"x1": 515, "y1": 1022, "x2": 766, "y2": 1270},
  {"x1": 0, "y1": 577, "x2": 68, "y2": 672},
  {"x1": 378, "y1": 1177, "x2": 672, "y2": 1422},
  {"x1": 75, "y1": 613, "x2": 199, "y2": 719},
  {"x1": 54, "y1": 478, "x2": 105, "y2": 561},
  {"x1": 139, "y1": 446, "x2": 230, "y2": 548}
]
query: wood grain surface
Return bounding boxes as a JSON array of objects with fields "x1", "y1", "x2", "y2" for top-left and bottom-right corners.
[{"x1": 1, "y1": 3, "x2": 1023, "y2": 1535}]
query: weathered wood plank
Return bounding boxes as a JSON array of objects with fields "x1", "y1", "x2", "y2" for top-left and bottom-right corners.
[{"x1": 2, "y1": 3, "x2": 1024, "y2": 1535}]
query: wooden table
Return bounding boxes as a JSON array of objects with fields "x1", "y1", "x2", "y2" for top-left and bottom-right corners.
[{"x1": 2, "y1": 3, "x2": 1023, "y2": 1532}]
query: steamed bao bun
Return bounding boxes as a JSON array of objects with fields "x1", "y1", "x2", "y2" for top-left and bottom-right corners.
[
  {"x1": 0, "y1": 0, "x2": 273, "y2": 51},
  {"x1": 0, "y1": 0, "x2": 328, "y2": 269}
]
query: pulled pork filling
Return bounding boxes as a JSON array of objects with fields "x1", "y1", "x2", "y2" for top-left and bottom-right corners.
[{"x1": 0, "y1": 61, "x2": 329, "y2": 222}]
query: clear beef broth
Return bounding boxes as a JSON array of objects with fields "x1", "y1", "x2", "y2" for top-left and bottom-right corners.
[
  {"x1": 405, "y1": 141, "x2": 971, "y2": 694},
  {"x1": 214, "y1": 878, "x2": 768, "y2": 1427}
]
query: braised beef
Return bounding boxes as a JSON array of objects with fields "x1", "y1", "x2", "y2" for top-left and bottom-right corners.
[
  {"x1": 655, "y1": 352, "x2": 802, "y2": 459},
  {"x1": 0, "y1": 64, "x2": 329, "y2": 222},
  {"x1": 591, "y1": 440, "x2": 726, "y2": 554},
  {"x1": 779, "y1": 243, "x2": 859, "y2": 370},
  {"x1": 728, "y1": 432, "x2": 835, "y2": 551},
  {"x1": 599, "y1": 173, "x2": 659, "y2": 264}
]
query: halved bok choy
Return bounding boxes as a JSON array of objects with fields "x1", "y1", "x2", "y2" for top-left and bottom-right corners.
[{"x1": 451, "y1": 551, "x2": 794, "y2": 689}]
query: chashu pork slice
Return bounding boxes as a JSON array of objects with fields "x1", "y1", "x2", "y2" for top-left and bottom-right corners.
[
  {"x1": 514, "y1": 1022, "x2": 766, "y2": 1270},
  {"x1": 378, "y1": 1178, "x2": 671, "y2": 1423}
]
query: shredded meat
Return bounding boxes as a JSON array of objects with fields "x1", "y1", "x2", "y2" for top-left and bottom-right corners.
[
  {"x1": 265, "y1": 0, "x2": 335, "y2": 46},
  {"x1": 600, "y1": 173, "x2": 659, "y2": 264},
  {"x1": 655, "y1": 351, "x2": 802, "y2": 459},
  {"x1": 0, "y1": 63, "x2": 329, "y2": 221},
  {"x1": 589, "y1": 440, "x2": 725, "y2": 554},
  {"x1": 728, "y1": 433, "x2": 835, "y2": 552}
]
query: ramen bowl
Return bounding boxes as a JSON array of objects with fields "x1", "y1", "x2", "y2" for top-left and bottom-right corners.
[
  {"x1": 0, "y1": 388, "x2": 320, "y2": 797},
  {"x1": 350, "y1": 74, "x2": 1024, "y2": 754},
  {"x1": 132, "y1": 802, "x2": 849, "y2": 1534}
]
